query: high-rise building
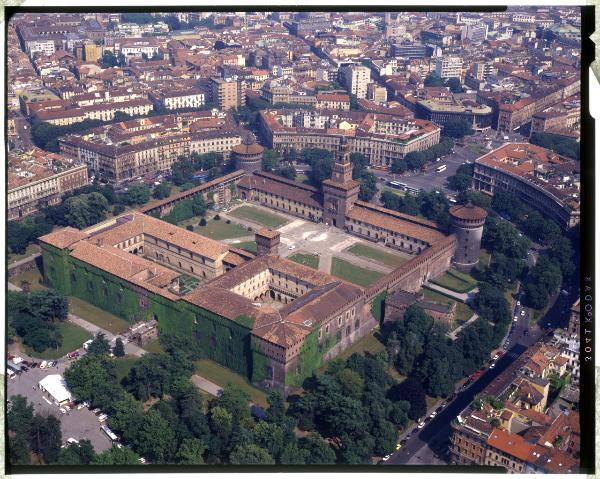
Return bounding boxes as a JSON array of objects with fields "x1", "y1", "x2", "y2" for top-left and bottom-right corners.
[
  {"x1": 367, "y1": 83, "x2": 388, "y2": 104},
  {"x1": 461, "y1": 24, "x2": 489, "y2": 43},
  {"x1": 84, "y1": 42, "x2": 101, "y2": 62},
  {"x1": 472, "y1": 62, "x2": 496, "y2": 81},
  {"x1": 435, "y1": 56, "x2": 463, "y2": 80},
  {"x1": 340, "y1": 65, "x2": 371, "y2": 99},
  {"x1": 210, "y1": 77, "x2": 246, "y2": 110}
]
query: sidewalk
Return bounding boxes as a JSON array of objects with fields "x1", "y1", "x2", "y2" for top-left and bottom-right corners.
[{"x1": 446, "y1": 313, "x2": 479, "y2": 340}]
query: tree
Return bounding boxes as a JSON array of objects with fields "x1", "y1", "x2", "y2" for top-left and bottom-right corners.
[
  {"x1": 442, "y1": 118, "x2": 475, "y2": 139},
  {"x1": 121, "y1": 184, "x2": 150, "y2": 206},
  {"x1": 530, "y1": 132, "x2": 579, "y2": 161},
  {"x1": 192, "y1": 195, "x2": 207, "y2": 217},
  {"x1": 424, "y1": 73, "x2": 445, "y2": 87},
  {"x1": 57, "y1": 439, "x2": 95, "y2": 465},
  {"x1": 275, "y1": 164, "x2": 296, "y2": 180},
  {"x1": 101, "y1": 51, "x2": 118, "y2": 68},
  {"x1": 92, "y1": 445, "x2": 140, "y2": 465},
  {"x1": 298, "y1": 433, "x2": 336, "y2": 464},
  {"x1": 262, "y1": 149, "x2": 280, "y2": 172},
  {"x1": 449, "y1": 164, "x2": 474, "y2": 192},
  {"x1": 485, "y1": 253, "x2": 527, "y2": 289},
  {"x1": 133, "y1": 409, "x2": 176, "y2": 463},
  {"x1": 387, "y1": 377, "x2": 427, "y2": 420},
  {"x1": 358, "y1": 172, "x2": 377, "y2": 202},
  {"x1": 309, "y1": 156, "x2": 334, "y2": 186},
  {"x1": 280, "y1": 441, "x2": 309, "y2": 464},
  {"x1": 266, "y1": 391, "x2": 286, "y2": 424},
  {"x1": 153, "y1": 183, "x2": 172, "y2": 200},
  {"x1": 446, "y1": 77, "x2": 464, "y2": 93},
  {"x1": 88, "y1": 332, "x2": 112, "y2": 355},
  {"x1": 252, "y1": 421, "x2": 285, "y2": 459},
  {"x1": 29, "y1": 414, "x2": 62, "y2": 464},
  {"x1": 350, "y1": 152, "x2": 369, "y2": 179},
  {"x1": 9, "y1": 433, "x2": 31, "y2": 465},
  {"x1": 113, "y1": 337, "x2": 125, "y2": 357},
  {"x1": 371, "y1": 417, "x2": 397, "y2": 456},
  {"x1": 63, "y1": 192, "x2": 109, "y2": 229},
  {"x1": 175, "y1": 438, "x2": 207, "y2": 465},
  {"x1": 64, "y1": 354, "x2": 120, "y2": 409},
  {"x1": 473, "y1": 282, "x2": 511, "y2": 324},
  {"x1": 482, "y1": 216, "x2": 530, "y2": 259},
  {"x1": 199, "y1": 218, "x2": 207, "y2": 227},
  {"x1": 229, "y1": 444, "x2": 275, "y2": 465},
  {"x1": 8, "y1": 395, "x2": 34, "y2": 436},
  {"x1": 124, "y1": 353, "x2": 193, "y2": 401},
  {"x1": 335, "y1": 368, "x2": 364, "y2": 400}
]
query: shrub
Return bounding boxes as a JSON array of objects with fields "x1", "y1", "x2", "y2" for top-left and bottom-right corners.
[
  {"x1": 199, "y1": 218, "x2": 207, "y2": 227},
  {"x1": 226, "y1": 219, "x2": 231, "y2": 224},
  {"x1": 186, "y1": 225, "x2": 194, "y2": 232},
  {"x1": 214, "y1": 214, "x2": 221, "y2": 221}
]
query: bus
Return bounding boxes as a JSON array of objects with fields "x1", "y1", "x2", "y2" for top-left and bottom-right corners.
[
  {"x1": 435, "y1": 164, "x2": 447, "y2": 173},
  {"x1": 101, "y1": 424, "x2": 118, "y2": 442},
  {"x1": 388, "y1": 180, "x2": 406, "y2": 189}
]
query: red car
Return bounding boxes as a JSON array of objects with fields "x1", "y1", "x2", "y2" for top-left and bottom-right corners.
[{"x1": 474, "y1": 370, "x2": 482, "y2": 377}]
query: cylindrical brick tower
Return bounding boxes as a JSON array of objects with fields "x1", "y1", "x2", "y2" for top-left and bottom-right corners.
[
  {"x1": 232, "y1": 140, "x2": 264, "y2": 174},
  {"x1": 449, "y1": 203, "x2": 488, "y2": 272}
]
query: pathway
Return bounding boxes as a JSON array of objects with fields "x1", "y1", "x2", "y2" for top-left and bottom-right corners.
[
  {"x1": 447, "y1": 313, "x2": 479, "y2": 341},
  {"x1": 191, "y1": 374, "x2": 223, "y2": 396},
  {"x1": 319, "y1": 253, "x2": 332, "y2": 273},
  {"x1": 334, "y1": 250, "x2": 395, "y2": 274},
  {"x1": 8, "y1": 251, "x2": 41, "y2": 269},
  {"x1": 424, "y1": 281, "x2": 478, "y2": 302}
]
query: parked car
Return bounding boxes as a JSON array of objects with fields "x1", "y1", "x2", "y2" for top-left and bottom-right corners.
[
  {"x1": 91, "y1": 408, "x2": 101, "y2": 414},
  {"x1": 382, "y1": 455, "x2": 391, "y2": 461},
  {"x1": 59, "y1": 408, "x2": 67, "y2": 414},
  {"x1": 417, "y1": 421, "x2": 425, "y2": 429},
  {"x1": 521, "y1": 310, "x2": 526, "y2": 316},
  {"x1": 489, "y1": 362, "x2": 496, "y2": 369},
  {"x1": 429, "y1": 411, "x2": 437, "y2": 418},
  {"x1": 31, "y1": 362, "x2": 38, "y2": 368},
  {"x1": 513, "y1": 316, "x2": 518, "y2": 322},
  {"x1": 516, "y1": 301, "x2": 521, "y2": 306},
  {"x1": 20, "y1": 365, "x2": 29, "y2": 372},
  {"x1": 40, "y1": 361, "x2": 48, "y2": 369},
  {"x1": 67, "y1": 438, "x2": 79, "y2": 445},
  {"x1": 98, "y1": 414, "x2": 108, "y2": 422},
  {"x1": 524, "y1": 330, "x2": 529, "y2": 336},
  {"x1": 435, "y1": 406, "x2": 443, "y2": 413},
  {"x1": 77, "y1": 403, "x2": 86, "y2": 410}
]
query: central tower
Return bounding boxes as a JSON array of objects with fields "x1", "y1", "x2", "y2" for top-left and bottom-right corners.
[{"x1": 322, "y1": 137, "x2": 360, "y2": 228}]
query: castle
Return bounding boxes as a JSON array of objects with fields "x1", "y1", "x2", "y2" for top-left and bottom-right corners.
[{"x1": 38, "y1": 144, "x2": 469, "y2": 395}]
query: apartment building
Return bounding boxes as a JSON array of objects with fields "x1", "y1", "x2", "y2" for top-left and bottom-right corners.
[
  {"x1": 435, "y1": 56, "x2": 464, "y2": 80},
  {"x1": 340, "y1": 65, "x2": 371, "y2": 99},
  {"x1": 210, "y1": 77, "x2": 246, "y2": 110},
  {"x1": 8, "y1": 148, "x2": 88, "y2": 220},
  {"x1": 151, "y1": 88, "x2": 206, "y2": 110}
]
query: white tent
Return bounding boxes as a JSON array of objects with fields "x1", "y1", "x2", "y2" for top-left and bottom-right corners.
[{"x1": 38, "y1": 374, "x2": 72, "y2": 405}]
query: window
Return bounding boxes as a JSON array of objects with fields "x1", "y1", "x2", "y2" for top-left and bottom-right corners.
[{"x1": 355, "y1": 319, "x2": 360, "y2": 330}]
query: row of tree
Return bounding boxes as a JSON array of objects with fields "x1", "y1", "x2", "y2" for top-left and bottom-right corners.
[
  {"x1": 390, "y1": 136, "x2": 455, "y2": 174},
  {"x1": 530, "y1": 132, "x2": 580, "y2": 161},
  {"x1": 380, "y1": 189, "x2": 452, "y2": 231}
]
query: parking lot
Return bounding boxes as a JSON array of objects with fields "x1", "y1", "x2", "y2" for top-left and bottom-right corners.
[{"x1": 7, "y1": 351, "x2": 113, "y2": 453}]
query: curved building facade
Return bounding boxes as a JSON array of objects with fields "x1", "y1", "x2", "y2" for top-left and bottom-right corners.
[
  {"x1": 231, "y1": 142, "x2": 264, "y2": 174},
  {"x1": 449, "y1": 203, "x2": 487, "y2": 272}
]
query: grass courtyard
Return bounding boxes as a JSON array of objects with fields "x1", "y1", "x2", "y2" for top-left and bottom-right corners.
[
  {"x1": 22, "y1": 322, "x2": 92, "y2": 360},
  {"x1": 114, "y1": 355, "x2": 139, "y2": 382},
  {"x1": 229, "y1": 205, "x2": 288, "y2": 228},
  {"x1": 187, "y1": 218, "x2": 251, "y2": 240},
  {"x1": 232, "y1": 241, "x2": 257, "y2": 253},
  {"x1": 288, "y1": 253, "x2": 319, "y2": 269},
  {"x1": 346, "y1": 243, "x2": 407, "y2": 268},
  {"x1": 194, "y1": 359, "x2": 268, "y2": 408},
  {"x1": 68, "y1": 297, "x2": 131, "y2": 334},
  {"x1": 330, "y1": 257, "x2": 384, "y2": 287},
  {"x1": 430, "y1": 268, "x2": 478, "y2": 293},
  {"x1": 143, "y1": 339, "x2": 165, "y2": 354},
  {"x1": 11, "y1": 268, "x2": 47, "y2": 291}
]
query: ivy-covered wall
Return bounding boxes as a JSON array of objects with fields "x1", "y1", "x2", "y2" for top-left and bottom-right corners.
[
  {"x1": 284, "y1": 329, "x2": 337, "y2": 388},
  {"x1": 370, "y1": 290, "x2": 388, "y2": 325},
  {"x1": 40, "y1": 247, "x2": 255, "y2": 380}
]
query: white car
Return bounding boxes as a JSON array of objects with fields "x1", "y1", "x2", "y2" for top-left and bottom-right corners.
[
  {"x1": 40, "y1": 360, "x2": 48, "y2": 369},
  {"x1": 288, "y1": 245, "x2": 296, "y2": 250},
  {"x1": 521, "y1": 310, "x2": 526, "y2": 316},
  {"x1": 77, "y1": 403, "x2": 86, "y2": 410},
  {"x1": 516, "y1": 301, "x2": 521, "y2": 306},
  {"x1": 417, "y1": 422, "x2": 425, "y2": 429},
  {"x1": 490, "y1": 363, "x2": 496, "y2": 369},
  {"x1": 382, "y1": 455, "x2": 391, "y2": 462},
  {"x1": 98, "y1": 414, "x2": 108, "y2": 422},
  {"x1": 67, "y1": 438, "x2": 79, "y2": 445},
  {"x1": 429, "y1": 411, "x2": 437, "y2": 418},
  {"x1": 60, "y1": 408, "x2": 67, "y2": 414},
  {"x1": 513, "y1": 316, "x2": 518, "y2": 322}
]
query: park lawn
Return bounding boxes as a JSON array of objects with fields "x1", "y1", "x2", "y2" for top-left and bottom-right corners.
[
  {"x1": 114, "y1": 355, "x2": 139, "y2": 382},
  {"x1": 23, "y1": 322, "x2": 92, "y2": 360},
  {"x1": 346, "y1": 243, "x2": 407, "y2": 268},
  {"x1": 289, "y1": 253, "x2": 319, "y2": 269},
  {"x1": 330, "y1": 257, "x2": 384, "y2": 287},
  {"x1": 8, "y1": 244, "x2": 40, "y2": 264},
  {"x1": 11, "y1": 268, "x2": 47, "y2": 291},
  {"x1": 143, "y1": 339, "x2": 165, "y2": 354},
  {"x1": 194, "y1": 359, "x2": 268, "y2": 408},
  {"x1": 233, "y1": 241, "x2": 257, "y2": 253},
  {"x1": 465, "y1": 144, "x2": 487, "y2": 156},
  {"x1": 192, "y1": 218, "x2": 251, "y2": 240},
  {"x1": 430, "y1": 268, "x2": 478, "y2": 293},
  {"x1": 229, "y1": 205, "x2": 288, "y2": 228},
  {"x1": 422, "y1": 287, "x2": 457, "y2": 304},
  {"x1": 455, "y1": 302, "x2": 475, "y2": 324},
  {"x1": 68, "y1": 297, "x2": 130, "y2": 334},
  {"x1": 382, "y1": 187, "x2": 405, "y2": 197},
  {"x1": 297, "y1": 173, "x2": 310, "y2": 184}
]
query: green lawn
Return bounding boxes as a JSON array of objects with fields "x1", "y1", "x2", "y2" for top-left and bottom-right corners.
[
  {"x1": 382, "y1": 187, "x2": 405, "y2": 197},
  {"x1": 431, "y1": 268, "x2": 478, "y2": 293},
  {"x1": 289, "y1": 253, "x2": 319, "y2": 269},
  {"x1": 233, "y1": 241, "x2": 257, "y2": 253},
  {"x1": 455, "y1": 302, "x2": 475, "y2": 324},
  {"x1": 188, "y1": 218, "x2": 251, "y2": 240},
  {"x1": 11, "y1": 268, "x2": 47, "y2": 291},
  {"x1": 330, "y1": 257, "x2": 384, "y2": 287},
  {"x1": 316, "y1": 330, "x2": 386, "y2": 375},
  {"x1": 68, "y1": 297, "x2": 131, "y2": 334},
  {"x1": 8, "y1": 244, "x2": 40, "y2": 265},
  {"x1": 422, "y1": 287, "x2": 458, "y2": 304},
  {"x1": 229, "y1": 205, "x2": 288, "y2": 228},
  {"x1": 22, "y1": 322, "x2": 92, "y2": 360},
  {"x1": 194, "y1": 359, "x2": 268, "y2": 408},
  {"x1": 297, "y1": 173, "x2": 310, "y2": 184},
  {"x1": 143, "y1": 339, "x2": 165, "y2": 354},
  {"x1": 465, "y1": 144, "x2": 487, "y2": 156},
  {"x1": 114, "y1": 355, "x2": 139, "y2": 382},
  {"x1": 346, "y1": 243, "x2": 407, "y2": 268}
]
